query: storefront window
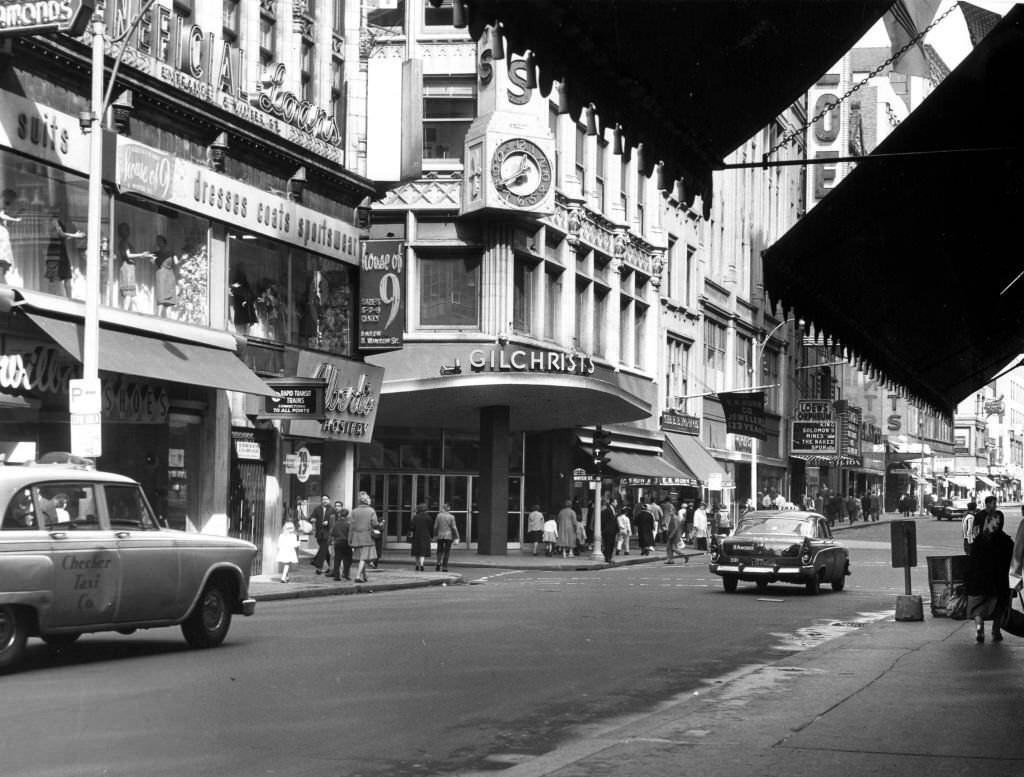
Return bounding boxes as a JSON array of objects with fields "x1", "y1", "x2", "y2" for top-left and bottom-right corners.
[
  {"x1": 227, "y1": 231, "x2": 356, "y2": 355},
  {"x1": 112, "y1": 199, "x2": 210, "y2": 324},
  {"x1": 0, "y1": 149, "x2": 94, "y2": 298}
]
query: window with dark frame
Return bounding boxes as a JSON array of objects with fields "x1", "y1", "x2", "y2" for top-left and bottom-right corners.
[
  {"x1": 423, "y1": 76, "x2": 476, "y2": 163},
  {"x1": 260, "y1": 6, "x2": 277, "y2": 73}
]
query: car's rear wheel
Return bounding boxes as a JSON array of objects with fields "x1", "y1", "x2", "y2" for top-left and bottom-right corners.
[
  {"x1": 0, "y1": 605, "x2": 28, "y2": 672},
  {"x1": 182, "y1": 582, "x2": 232, "y2": 649},
  {"x1": 805, "y1": 573, "x2": 821, "y2": 595},
  {"x1": 722, "y1": 575, "x2": 738, "y2": 593},
  {"x1": 41, "y1": 632, "x2": 81, "y2": 648}
]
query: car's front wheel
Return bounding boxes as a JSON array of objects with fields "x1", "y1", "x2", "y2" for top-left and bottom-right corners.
[
  {"x1": 0, "y1": 605, "x2": 29, "y2": 672},
  {"x1": 805, "y1": 573, "x2": 821, "y2": 595},
  {"x1": 182, "y1": 582, "x2": 233, "y2": 649},
  {"x1": 722, "y1": 574, "x2": 738, "y2": 593}
]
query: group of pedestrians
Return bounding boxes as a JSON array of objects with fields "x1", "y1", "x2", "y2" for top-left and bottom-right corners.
[
  {"x1": 962, "y1": 496, "x2": 1024, "y2": 643},
  {"x1": 408, "y1": 502, "x2": 460, "y2": 572},
  {"x1": 275, "y1": 492, "x2": 381, "y2": 583}
]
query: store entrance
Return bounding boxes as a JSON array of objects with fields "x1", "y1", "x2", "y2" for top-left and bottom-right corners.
[{"x1": 358, "y1": 472, "x2": 526, "y2": 548}]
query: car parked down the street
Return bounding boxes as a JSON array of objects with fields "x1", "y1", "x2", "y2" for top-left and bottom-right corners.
[
  {"x1": 709, "y1": 509, "x2": 850, "y2": 595},
  {"x1": 0, "y1": 460, "x2": 257, "y2": 672}
]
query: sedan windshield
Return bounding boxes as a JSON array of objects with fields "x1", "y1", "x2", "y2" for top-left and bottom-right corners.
[{"x1": 735, "y1": 516, "x2": 811, "y2": 536}]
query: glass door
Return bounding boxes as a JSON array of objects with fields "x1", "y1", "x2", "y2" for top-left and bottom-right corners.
[{"x1": 443, "y1": 475, "x2": 469, "y2": 548}]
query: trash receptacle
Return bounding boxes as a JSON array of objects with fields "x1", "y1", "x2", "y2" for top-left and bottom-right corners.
[{"x1": 927, "y1": 555, "x2": 969, "y2": 617}]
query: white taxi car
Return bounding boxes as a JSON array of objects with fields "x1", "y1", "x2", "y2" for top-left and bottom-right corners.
[{"x1": 0, "y1": 461, "x2": 257, "y2": 672}]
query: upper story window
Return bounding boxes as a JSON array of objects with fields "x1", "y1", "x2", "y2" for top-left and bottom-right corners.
[
  {"x1": 222, "y1": 0, "x2": 240, "y2": 44},
  {"x1": 636, "y1": 169, "x2": 646, "y2": 236},
  {"x1": 300, "y1": 39, "x2": 315, "y2": 102},
  {"x1": 575, "y1": 124, "x2": 586, "y2": 197},
  {"x1": 332, "y1": 0, "x2": 346, "y2": 32},
  {"x1": 620, "y1": 156, "x2": 629, "y2": 219},
  {"x1": 423, "y1": 76, "x2": 476, "y2": 164},
  {"x1": 419, "y1": 252, "x2": 481, "y2": 328},
  {"x1": 368, "y1": 0, "x2": 405, "y2": 34},
  {"x1": 513, "y1": 256, "x2": 536, "y2": 335},
  {"x1": 665, "y1": 337, "x2": 691, "y2": 413},
  {"x1": 259, "y1": 7, "x2": 277, "y2": 72},
  {"x1": 331, "y1": 59, "x2": 345, "y2": 133},
  {"x1": 736, "y1": 333, "x2": 752, "y2": 388},
  {"x1": 424, "y1": 0, "x2": 455, "y2": 27},
  {"x1": 705, "y1": 318, "x2": 727, "y2": 393},
  {"x1": 595, "y1": 138, "x2": 607, "y2": 214}
]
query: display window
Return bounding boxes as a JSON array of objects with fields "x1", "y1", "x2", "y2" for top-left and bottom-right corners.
[
  {"x1": 112, "y1": 199, "x2": 210, "y2": 323},
  {"x1": 227, "y1": 230, "x2": 356, "y2": 355},
  {"x1": 0, "y1": 149, "x2": 94, "y2": 298}
]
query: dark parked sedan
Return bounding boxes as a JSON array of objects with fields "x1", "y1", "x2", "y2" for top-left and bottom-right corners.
[{"x1": 709, "y1": 510, "x2": 850, "y2": 594}]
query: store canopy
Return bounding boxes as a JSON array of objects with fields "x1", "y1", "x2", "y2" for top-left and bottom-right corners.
[
  {"x1": 976, "y1": 474, "x2": 998, "y2": 489},
  {"x1": 664, "y1": 432, "x2": 734, "y2": 488},
  {"x1": 948, "y1": 475, "x2": 975, "y2": 490},
  {"x1": 604, "y1": 450, "x2": 697, "y2": 486},
  {"x1": 26, "y1": 314, "x2": 276, "y2": 396},
  {"x1": 452, "y1": 0, "x2": 891, "y2": 214},
  {"x1": 763, "y1": 7, "x2": 1024, "y2": 416}
]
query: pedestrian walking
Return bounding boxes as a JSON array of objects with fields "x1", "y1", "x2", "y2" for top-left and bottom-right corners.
[
  {"x1": 329, "y1": 508, "x2": 353, "y2": 581},
  {"x1": 648, "y1": 498, "x2": 664, "y2": 543},
  {"x1": 557, "y1": 499, "x2": 577, "y2": 559},
  {"x1": 615, "y1": 507, "x2": 632, "y2": 555},
  {"x1": 635, "y1": 501, "x2": 656, "y2": 556},
  {"x1": 348, "y1": 491, "x2": 380, "y2": 583},
  {"x1": 310, "y1": 494, "x2": 335, "y2": 574},
  {"x1": 966, "y1": 501, "x2": 1013, "y2": 643},
  {"x1": 600, "y1": 496, "x2": 618, "y2": 563},
  {"x1": 526, "y1": 505, "x2": 545, "y2": 555},
  {"x1": 433, "y1": 502, "x2": 460, "y2": 571},
  {"x1": 846, "y1": 492, "x2": 861, "y2": 524},
  {"x1": 409, "y1": 503, "x2": 433, "y2": 571},
  {"x1": 665, "y1": 503, "x2": 684, "y2": 564},
  {"x1": 868, "y1": 490, "x2": 880, "y2": 521},
  {"x1": 275, "y1": 519, "x2": 299, "y2": 583},
  {"x1": 574, "y1": 515, "x2": 588, "y2": 555},
  {"x1": 962, "y1": 500, "x2": 980, "y2": 554},
  {"x1": 542, "y1": 514, "x2": 558, "y2": 557},
  {"x1": 692, "y1": 501, "x2": 709, "y2": 552}
]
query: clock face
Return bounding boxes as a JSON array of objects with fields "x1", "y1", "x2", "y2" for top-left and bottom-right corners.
[{"x1": 489, "y1": 138, "x2": 553, "y2": 208}]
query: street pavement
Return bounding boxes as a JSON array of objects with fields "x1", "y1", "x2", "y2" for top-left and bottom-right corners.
[{"x1": 250, "y1": 511, "x2": 1024, "y2": 777}]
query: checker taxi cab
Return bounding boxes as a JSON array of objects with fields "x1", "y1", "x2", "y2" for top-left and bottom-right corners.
[
  {"x1": 0, "y1": 460, "x2": 256, "y2": 671},
  {"x1": 709, "y1": 510, "x2": 851, "y2": 595}
]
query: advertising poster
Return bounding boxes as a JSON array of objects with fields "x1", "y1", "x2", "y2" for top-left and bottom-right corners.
[{"x1": 359, "y1": 239, "x2": 406, "y2": 351}]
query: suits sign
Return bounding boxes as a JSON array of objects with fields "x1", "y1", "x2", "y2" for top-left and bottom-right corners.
[
  {"x1": 358, "y1": 240, "x2": 405, "y2": 351},
  {"x1": 719, "y1": 391, "x2": 767, "y2": 441}
]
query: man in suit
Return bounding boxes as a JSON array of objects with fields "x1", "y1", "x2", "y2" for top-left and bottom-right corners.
[
  {"x1": 310, "y1": 494, "x2": 335, "y2": 575},
  {"x1": 329, "y1": 505, "x2": 352, "y2": 581},
  {"x1": 600, "y1": 495, "x2": 619, "y2": 563}
]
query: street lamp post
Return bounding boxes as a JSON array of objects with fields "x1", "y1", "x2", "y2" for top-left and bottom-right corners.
[{"x1": 751, "y1": 318, "x2": 797, "y2": 506}]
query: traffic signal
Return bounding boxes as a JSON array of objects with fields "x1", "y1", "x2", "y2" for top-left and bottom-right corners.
[{"x1": 592, "y1": 425, "x2": 612, "y2": 470}]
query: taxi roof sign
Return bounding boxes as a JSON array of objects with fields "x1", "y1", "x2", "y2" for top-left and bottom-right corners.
[{"x1": 0, "y1": 0, "x2": 95, "y2": 38}]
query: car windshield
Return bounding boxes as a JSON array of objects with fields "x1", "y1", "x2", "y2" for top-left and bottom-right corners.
[{"x1": 735, "y1": 516, "x2": 812, "y2": 536}]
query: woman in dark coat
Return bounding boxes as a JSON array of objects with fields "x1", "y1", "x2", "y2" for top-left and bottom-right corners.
[
  {"x1": 409, "y1": 503, "x2": 433, "y2": 572},
  {"x1": 634, "y1": 502, "x2": 656, "y2": 555},
  {"x1": 966, "y1": 510, "x2": 1014, "y2": 642}
]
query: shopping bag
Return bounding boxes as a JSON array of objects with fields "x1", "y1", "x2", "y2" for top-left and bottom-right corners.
[{"x1": 946, "y1": 584, "x2": 967, "y2": 620}]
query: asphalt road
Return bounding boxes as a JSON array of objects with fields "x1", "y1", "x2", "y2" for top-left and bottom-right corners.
[{"x1": 2, "y1": 518, "x2": 972, "y2": 777}]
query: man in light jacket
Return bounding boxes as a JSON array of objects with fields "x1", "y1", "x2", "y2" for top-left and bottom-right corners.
[{"x1": 433, "y1": 502, "x2": 460, "y2": 572}]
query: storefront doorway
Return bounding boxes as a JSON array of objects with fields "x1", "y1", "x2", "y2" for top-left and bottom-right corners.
[{"x1": 358, "y1": 472, "x2": 524, "y2": 548}]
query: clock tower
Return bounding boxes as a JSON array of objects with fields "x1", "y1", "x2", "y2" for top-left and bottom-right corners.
[{"x1": 462, "y1": 37, "x2": 555, "y2": 217}]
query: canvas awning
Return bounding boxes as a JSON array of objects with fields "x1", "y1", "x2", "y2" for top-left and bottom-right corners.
[
  {"x1": 763, "y1": 7, "x2": 1024, "y2": 416},
  {"x1": 948, "y1": 475, "x2": 975, "y2": 489},
  {"x1": 604, "y1": 450, "x2": 697, "y2": 487},
  {"x1": 976, "y1": 474, "x2": 998, "y2": 489},
  {"x1": 664, "y1": 432, "x2": 734, "y2": 488},
  {"x1": 449, "y1": 0, "x2": 891, "y2": 214}
]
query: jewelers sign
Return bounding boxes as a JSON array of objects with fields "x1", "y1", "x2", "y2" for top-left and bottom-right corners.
[{"x1": 0, "y1": 0, "x2": 94, "y2": 37}]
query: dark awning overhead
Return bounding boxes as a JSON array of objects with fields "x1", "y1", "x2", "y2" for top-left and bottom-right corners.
[
  {"x1": 763, "y1": 7, "x2": 1024, "y2": 417},
  {"x1": 454, "y1": 0, "x2": 891, "y2": 214}
]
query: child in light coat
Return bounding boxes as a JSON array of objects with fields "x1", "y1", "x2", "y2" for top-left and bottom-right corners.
[
  {"x1": 542, "y1": 516, "x2": 558, "y2": 557},
  {"x1": 275, "y1": 521, "x2": 300, "y2": 582}
]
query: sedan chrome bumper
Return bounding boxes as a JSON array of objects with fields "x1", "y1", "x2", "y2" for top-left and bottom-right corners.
[{"x1": 712, "y1": 564, "x2": 806, "y2": 576}]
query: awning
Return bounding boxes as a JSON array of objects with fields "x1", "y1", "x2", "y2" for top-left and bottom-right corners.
[
  {"x1": 604, "y1": 450, "x2": 697, "y2": 487},
  {"x1": 791, "y1": 453, "x2": 863, "y2": 467},
  {"x1": 948, "y1": 475, "x2": 975, "y2": 490},
  {"x1": 763, "y1": 7, "x2": 1024, "y2": 415},
  {"x1": 664, "y1": 432, "x2": 734, "y2": 489},
  {"x1": 454, "y1": 1, "x2": 891, "y2": 214},
  {"x1": 26, "y1": 313, "x2": 276, "y2": 396},
  {"x1": 976, "y1": 475, "x2": 998, "y2": 489}
]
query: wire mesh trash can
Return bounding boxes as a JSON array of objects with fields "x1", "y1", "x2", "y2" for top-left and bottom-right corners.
[{"x1": 927, "y1": 555, "x2": 969, "y2": 617}]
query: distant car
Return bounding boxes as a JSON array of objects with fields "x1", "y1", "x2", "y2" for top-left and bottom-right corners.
[
  {"x1": 0, "y1": 462, "x2": 257, "y2": 672},
  {"x1": 709, "y1": 510, "x2": 850, "y2": 595},
  {"x1": 929, "y1": 501, "x2": 968, "y2": 521}
]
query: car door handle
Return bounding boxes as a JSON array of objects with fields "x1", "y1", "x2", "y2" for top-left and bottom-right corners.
[
  {"x1": 48, "y1": 531, "x2": 67, "y2": 539},
  {"x1": 115, "y1": 531, "x2": 132, "y2": 539}
]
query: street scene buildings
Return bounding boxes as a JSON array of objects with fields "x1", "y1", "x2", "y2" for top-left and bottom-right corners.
[{"x1": 0, "y1": 0, "x2": 1019, "y2": 575}]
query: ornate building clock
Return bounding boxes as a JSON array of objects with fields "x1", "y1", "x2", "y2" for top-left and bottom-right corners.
[{"x1": 489, "y1": 138, "x2": 553, "y2": 209}]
